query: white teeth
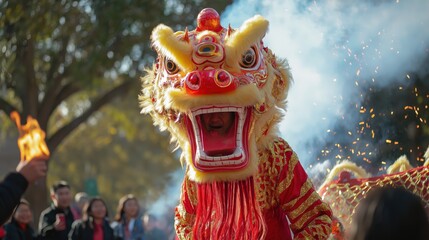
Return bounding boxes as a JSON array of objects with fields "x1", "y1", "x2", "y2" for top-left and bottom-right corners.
[
  {"x1": 191, "y1": 106, "x2": 240, "y2": 116},
  {"x1": 198, "y1": 158, "x2": 245, "y2": 166},
  {"x1": 189, "y1": 105, "x2": 247, "y2": 166},
  {"x1": 233, "y1": 148, "x2": 242, "y2": 158}
]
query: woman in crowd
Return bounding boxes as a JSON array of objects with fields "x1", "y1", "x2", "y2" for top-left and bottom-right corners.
[
  {"x1": 4, "y1": 199, "x2": 37, "y2": 240},
  {"x1": 111, "y1": 194, "x2": 144, "y2": 240},
  {"x1": 68, "y1": 197, "x2": 114, "y2": 240}
]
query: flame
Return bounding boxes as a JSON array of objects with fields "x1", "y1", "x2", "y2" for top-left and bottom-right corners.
[{"x1": 10, "y1": 111, "x2": 50, "y2": 161}]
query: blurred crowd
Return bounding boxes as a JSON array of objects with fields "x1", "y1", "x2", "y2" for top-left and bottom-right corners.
[
  {"x1": 0, "y1": 157, "x2": 175, "y2": 240},
  {"x1": 0, "y1": 180, "x2": 175, "y2": 240}
]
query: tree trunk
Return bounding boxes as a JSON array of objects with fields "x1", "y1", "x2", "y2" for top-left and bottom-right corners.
[{"x1": 24, "y1": 176, "x2": 49, "y2": 229}]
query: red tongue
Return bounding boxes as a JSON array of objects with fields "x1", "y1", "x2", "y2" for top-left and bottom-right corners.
[{"x1": 199, "y1": 118, "x2": 237, "y2": 156}]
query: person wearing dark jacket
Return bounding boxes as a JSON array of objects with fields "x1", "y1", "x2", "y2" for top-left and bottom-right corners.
[
  {"x1": 69, "y1": 197, "x2": 115, "y2": 240},
  {"x1": 4, "y1": 199, "x2": 37, "y2": 240},
  {"x1": 39, "y1": 181, "x2": 75, "y2": 240},
  {"x1": 0, "y1": 158, "x2": 47, "y2": 225}
]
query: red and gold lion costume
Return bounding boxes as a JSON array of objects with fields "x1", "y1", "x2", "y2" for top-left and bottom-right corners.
[{"x1": 140, "y1": 8, "x2": 332, "y2": 239}]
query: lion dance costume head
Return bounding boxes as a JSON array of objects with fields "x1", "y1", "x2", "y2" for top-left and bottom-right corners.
[{"x1": 140, "y1": 8, "x2": 292, "y2": 239}]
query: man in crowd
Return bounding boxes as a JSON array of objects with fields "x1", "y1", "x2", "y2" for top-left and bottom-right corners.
[{"x1": 39, "y1": 181, "x2": 75, "y2": 240}]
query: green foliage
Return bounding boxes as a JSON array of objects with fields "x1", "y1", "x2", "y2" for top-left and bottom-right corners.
[
  {"x1": 0, "y1": 0, "x2": 232, "y2": 218},
  {"x1": 48, "y1": 88, "x2": 181, "y2": 213}
]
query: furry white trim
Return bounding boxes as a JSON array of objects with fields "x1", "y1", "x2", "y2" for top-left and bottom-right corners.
[
  {"x1": 318, "y1": 160, "x2": 370, "y2": 192},
  {"x1": 387, "y1": 155, "x2": 413, "y2": 174}
]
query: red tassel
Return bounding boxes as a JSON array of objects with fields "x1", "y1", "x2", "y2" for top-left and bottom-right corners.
[{"x1": 193, "y1": 177, "x2": 266, "y2": 239}]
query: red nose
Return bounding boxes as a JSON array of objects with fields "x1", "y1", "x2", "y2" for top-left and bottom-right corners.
[{"x1": 185, "y1": 70, "x2": 237, "y2": 95}]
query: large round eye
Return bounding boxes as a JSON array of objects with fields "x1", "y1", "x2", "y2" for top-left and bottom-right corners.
[
  {"x1": 240, "y1": 48, "x2": 258, "y2": 69},
  {"x1": 165, "y1": 59, "x2": 179, "y2": 74}
]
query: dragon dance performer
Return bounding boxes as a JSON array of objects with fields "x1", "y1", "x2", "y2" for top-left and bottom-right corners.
[{"x1": 140, "y1": 8, "x2": 332, "y2": 239}]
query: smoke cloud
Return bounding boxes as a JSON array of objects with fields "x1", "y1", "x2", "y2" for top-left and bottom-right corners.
[{"x1": 222, "y1": 0, "x2": 429, "y2": 168}]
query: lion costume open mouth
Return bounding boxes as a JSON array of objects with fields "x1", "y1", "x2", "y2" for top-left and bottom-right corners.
[
  {"x1": 184, "y1": 106, "x2": 252, "y2": 172},
  {"x1": 140, "y1": 8, "x2": 278, "y2": 182}
]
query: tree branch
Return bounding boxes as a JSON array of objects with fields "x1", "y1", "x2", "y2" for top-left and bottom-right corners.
[
  {"x1": 38, "y1": 36, "x2": 71, "y2": 128},
  {"x1": 39, "y1": 82, "x2": 80, "y2": 130},
  {"x1": 46, "y1": 36, "x2": 69, "y2": 87},
  {"x1": 53, "y1": 83, "x2": 81, "y2": 111},
  {"x1": 39, "y1": 11, "x2": 81, "y2": 128},
  {"x1": 47, "y1": 79, "x2": 135, "y2": 152}
]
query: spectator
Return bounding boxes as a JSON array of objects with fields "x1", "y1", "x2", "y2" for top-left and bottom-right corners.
[
  {"x1": 142, "y1": 213, "x2": 167, "y2": 240},
  {"x1": 68, "y1": 197, "x2": 114, "y2": 240},
  {"x1": 71, "y1": 192, "x2": 89, "y2": 220},
  {"x1": 39, "y1": 181, "x2": 75, "y2": 240},
  {"x1": 349, "y1": 186, "x2": 429, "y2": 240},
  {"x1": 0, "y1": 225, "x2": 5, "y2": 240},
  {"x1": 111, "y1": 194, "x2": 144, "y2": 240},
  {"x1": 0, "y1": 158, "x2": 47, "y2": 225},
  {"x1": 4, "y1": 199, "x2": 37, "y2": 240},
  {"x1": 0, "y1": 225, "x2": 4, "y2": 240}
]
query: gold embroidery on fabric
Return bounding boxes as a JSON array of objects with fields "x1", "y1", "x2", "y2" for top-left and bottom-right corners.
[
  {"x1": 281, "y1": 180, "x2": 313, "y2": 211},
  {"x1": 289, "y1": 190, "x2": 321, "y2": 220},
  {"x1": 313, "y1": 215, "x2": 332, "y2": 237},
  {"x1": 185, "y1": 177, "x2": 197, "y2": 206},
  {"x1": 256, "y1": 138, "x2": 290, "y2": 209},
  {"x1": 175, "y1": 204, "x2": 195, "y2": 240},
  {"x1": 293, "y1": 204, "x2": 328, "y2": 230},
  {"x1": 293, "y1": 215, "x2": 331, "y2": 239},
  {"x1": 277, "y1": 152, "x2": 299, "y2": 195}
]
